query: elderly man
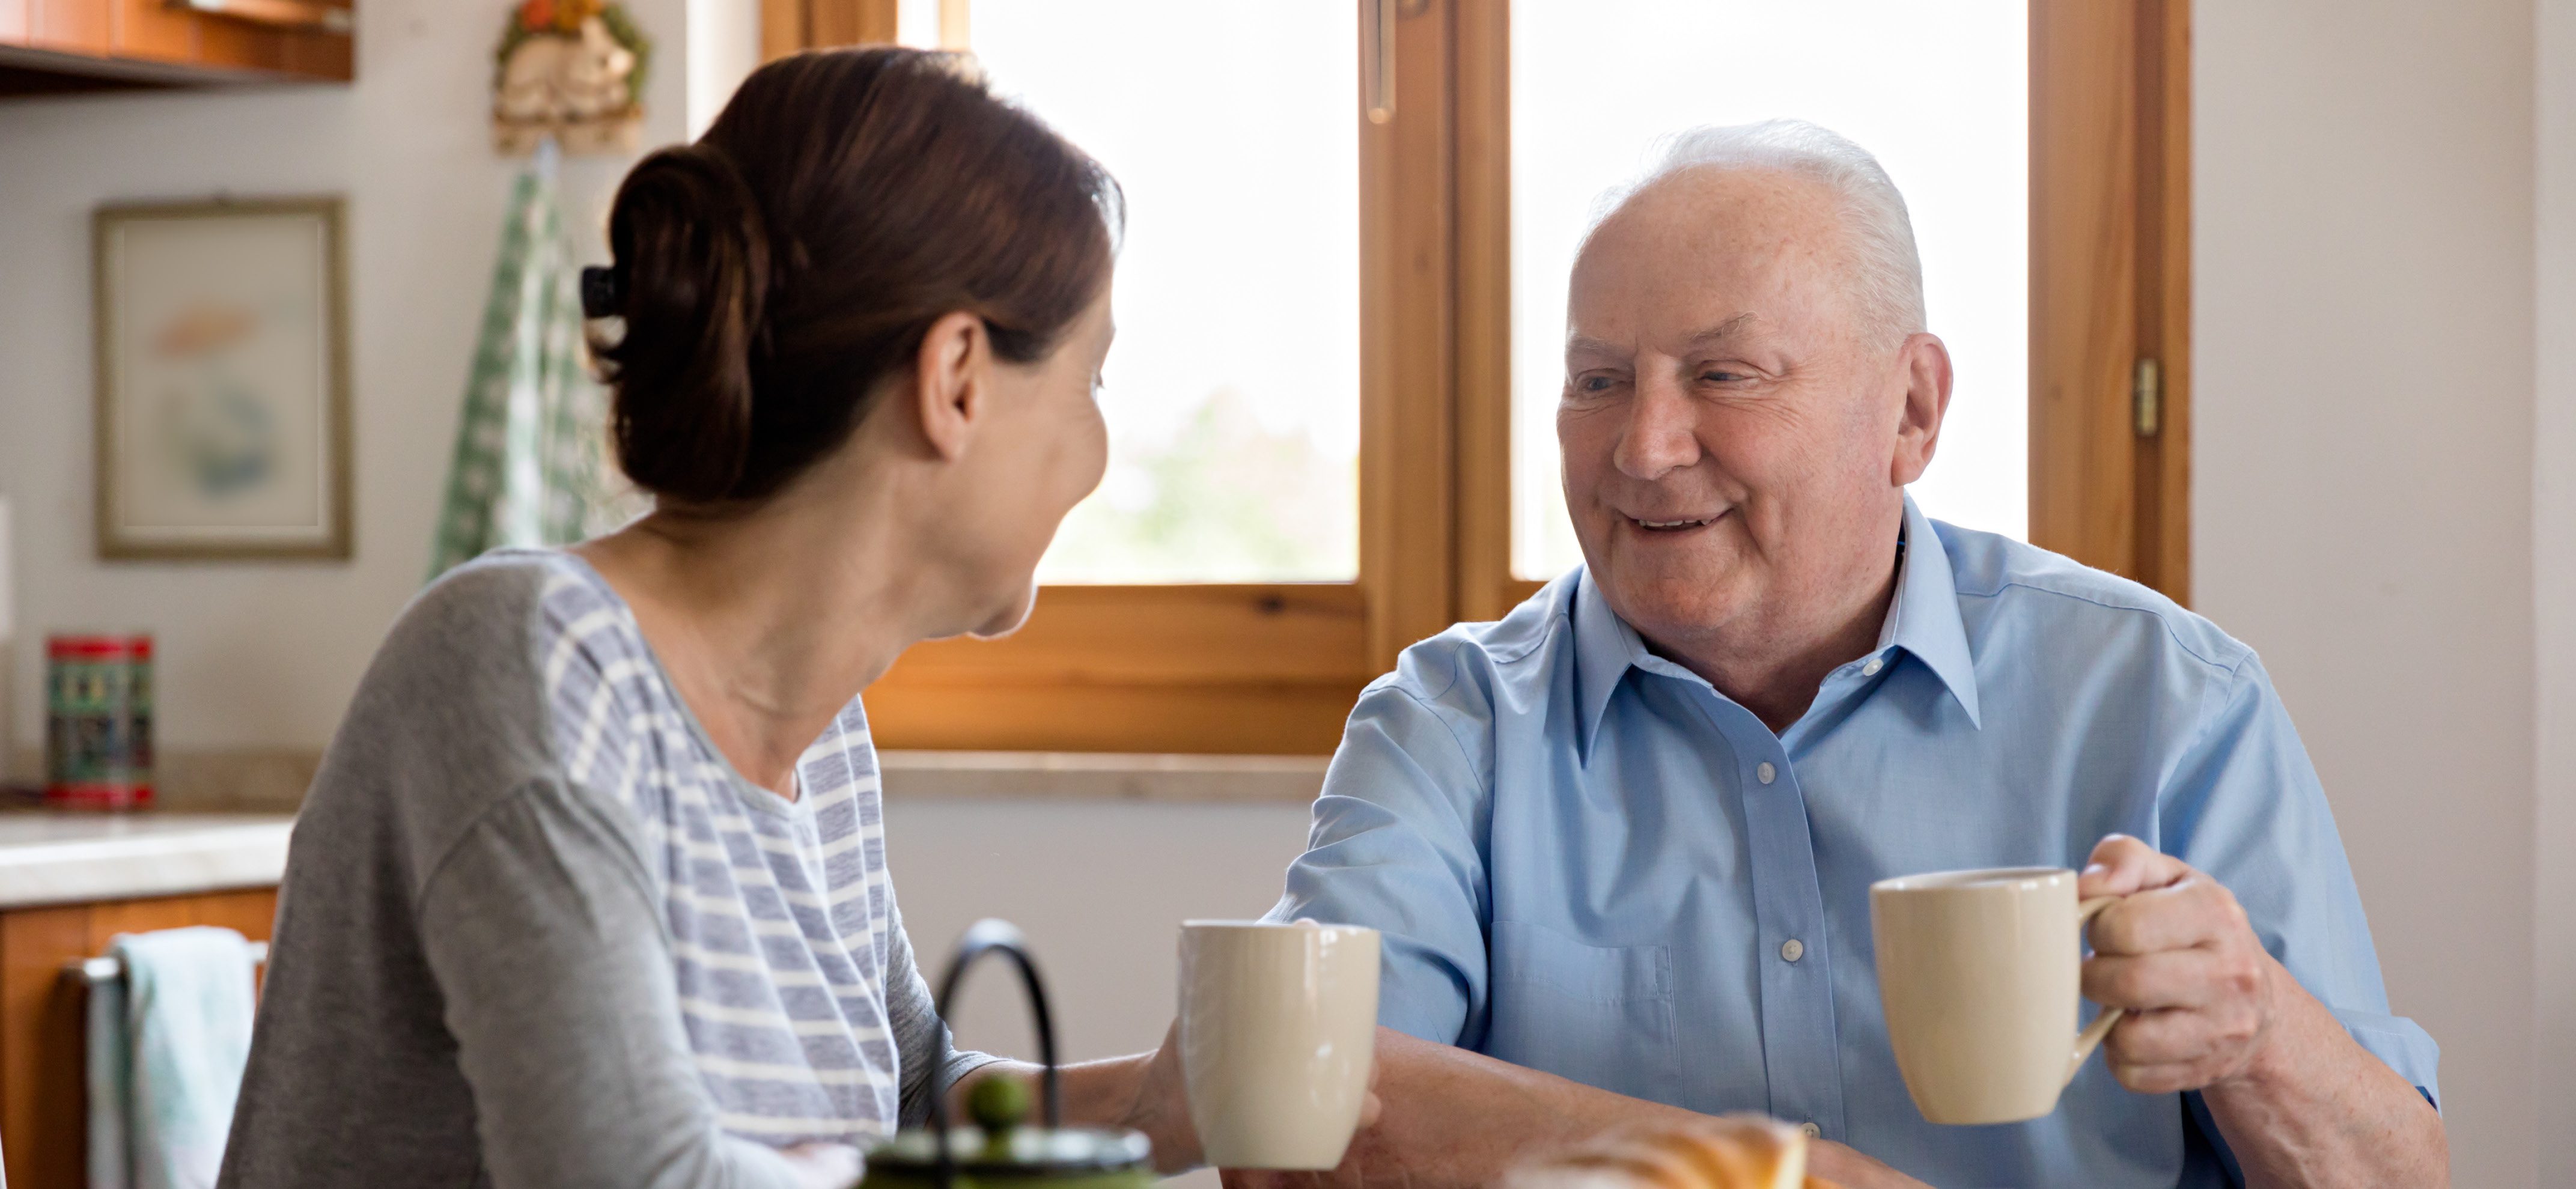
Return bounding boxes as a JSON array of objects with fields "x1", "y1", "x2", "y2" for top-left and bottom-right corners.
[{"x1": 1259, "y1": 121, "x2": 2444, "y2": 1188}]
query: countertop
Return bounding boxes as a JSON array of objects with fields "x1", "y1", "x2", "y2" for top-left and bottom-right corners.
[{"x1": 0, "y1": 810, "x2": 293, "y2": 909}]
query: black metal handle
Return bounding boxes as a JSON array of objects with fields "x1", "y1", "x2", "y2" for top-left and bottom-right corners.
[{"x1": 927, "y1": 919, "x2": 1061, "y2": 1189}]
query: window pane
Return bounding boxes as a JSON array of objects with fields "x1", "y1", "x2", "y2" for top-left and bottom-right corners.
[
  {"x1": 969, "y1": 1, "x2": 1361, "y2": 583},
  {"x1": 1511, "y1": 1, "x2": 2028, "y2": 581}
]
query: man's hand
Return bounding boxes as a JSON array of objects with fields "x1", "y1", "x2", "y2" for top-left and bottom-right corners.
[
  {"x1": 2076, "y1": 835, "x2": 2447, "y2": 1188},
  {"x1": 2077, "y1": 834, "x2": 2284, "y2": 1093}
]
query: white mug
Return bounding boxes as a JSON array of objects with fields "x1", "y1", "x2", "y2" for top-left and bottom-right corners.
[
  {"x1": 1178, "y1": 920, "x2": 1379, "y2": 1169},
  {"x1": 1869, "y1": 867, "x2": 2126, "y2": 1125}
]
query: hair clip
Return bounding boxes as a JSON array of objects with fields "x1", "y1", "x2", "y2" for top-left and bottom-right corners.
[{"x1": 580, "y1": 266, "x2": 624, "y2": 318}]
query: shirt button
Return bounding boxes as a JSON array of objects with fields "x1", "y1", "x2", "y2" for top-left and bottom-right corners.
[
  {"x1": 1780, "y1": 938, "x2": 1804, "y2": 962},
  {"x1": 1756, "y1": 761, "x2": 1776, "y2": 785},
  {"x1": 1862, "y1": 657, "x2": 1884, "y2": 677},
  {"x1": 1800, "y1": 1122, "x2": 1821, "y2": 1139}
]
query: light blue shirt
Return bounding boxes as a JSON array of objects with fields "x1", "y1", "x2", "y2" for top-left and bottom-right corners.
[{"x1": 1268, "y1": 499, "x2": 2437, "y2": 1189}]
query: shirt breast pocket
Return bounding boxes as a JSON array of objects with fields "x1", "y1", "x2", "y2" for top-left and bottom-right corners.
[{"x1": 1484, "y1": 919, "x2": 1676, "y2": 1097}]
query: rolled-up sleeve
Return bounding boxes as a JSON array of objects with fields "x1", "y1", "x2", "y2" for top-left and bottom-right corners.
[
  {"x1": 2159, "y1": 652, "x2": 2440, "y2": 1105},
  {"x1": 1265, "y1": 677, "x2": 1496, "y2": 1048}
]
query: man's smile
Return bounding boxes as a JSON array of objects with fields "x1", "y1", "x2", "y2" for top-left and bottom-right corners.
[{"x1": 1622, "y1": 508, "x2": 1732, "y2": 534}]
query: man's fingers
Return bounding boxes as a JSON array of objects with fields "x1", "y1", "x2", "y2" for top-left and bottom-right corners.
[
  {"x1": 1357, "y1": 1090, "x2": 1384, "y2": 1130},
  {"x1": 2106, "y1": 1057, "x2": 2218, "y2": 1096},
  {"x1": 2088, "y1": 877, "x2": 2238, "y2": 955},
  {"x1": 2083, "y1": 949, "x2": 2226, "y2": 1011},
  {"x1": 2077, "y1": 834, "x2": 2190, "y2": 898},
  {"x1": 2106, "y1": 996, "x2": 2264, "y2": 1068}
]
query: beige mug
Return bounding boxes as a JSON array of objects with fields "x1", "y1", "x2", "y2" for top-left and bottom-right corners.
[
  {"x1": 1178, "y1": 920, "x2": 1380, "y2": 1169},
  {"x1": 1869, "y1": 866, "x2": 2125, "y2": 1125}
]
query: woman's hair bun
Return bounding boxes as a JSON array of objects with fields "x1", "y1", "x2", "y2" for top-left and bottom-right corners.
[
  {"x1": 588, "y1": 47, "x2": 1122, "y2": 507},
  {"x1": 594, "y1": 143, "x2": 772, "y2": 505}
]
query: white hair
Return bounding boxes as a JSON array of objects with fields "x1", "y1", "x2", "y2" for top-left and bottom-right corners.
[{"x1": 1587, "y1": 119, "x2": 1926, "y2": 342}]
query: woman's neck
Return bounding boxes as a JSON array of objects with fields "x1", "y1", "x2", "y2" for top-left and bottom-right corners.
[{"x1": 573, "y1": 472, "x2": 940, "y2": 800}]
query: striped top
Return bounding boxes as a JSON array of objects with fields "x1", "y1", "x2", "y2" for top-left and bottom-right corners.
[
  {"x1": 222, "y1": 550, "x2": 989, "y2": 1189},
  {"x1": 536, "y1": 553, "x2": 905, "y2": 1143}
]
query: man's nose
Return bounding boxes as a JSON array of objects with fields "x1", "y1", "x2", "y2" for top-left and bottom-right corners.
[{"x1": 1611, "y1": 377, "x2": 1701, "y2": 481}]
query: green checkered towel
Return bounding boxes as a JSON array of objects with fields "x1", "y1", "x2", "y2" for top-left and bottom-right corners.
[{"x1": 428, "y1": 159, "x2": 637, "y2": 582}]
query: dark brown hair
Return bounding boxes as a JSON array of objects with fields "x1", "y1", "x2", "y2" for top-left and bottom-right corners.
[{"x1": 592, "y1": 47, "x2": 1121, "y2": 505}]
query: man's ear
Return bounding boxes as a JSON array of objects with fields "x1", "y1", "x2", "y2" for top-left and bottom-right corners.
[
  {"x1": 912, "y1": 311, "x2": 990, "y2": 463},
  {"x1": 1889, "y1": 332, "x2": 1953, "y2": 486}
]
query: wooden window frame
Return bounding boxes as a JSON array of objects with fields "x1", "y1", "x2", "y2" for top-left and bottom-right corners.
[{"x1": 758, "y1": 0, "x2": 2190, "y2": 754}]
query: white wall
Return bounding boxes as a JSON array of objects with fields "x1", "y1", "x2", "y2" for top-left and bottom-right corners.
[
  {"x1": 2534, "y1": 0, "x2": 2576, "y2": 1184},
  {"x1": 2195, "y1": 3, "x2": 2539, "y2": 1185},
  {"x1": 0, "y1": 0, "x2": 742, "y2": 756}
]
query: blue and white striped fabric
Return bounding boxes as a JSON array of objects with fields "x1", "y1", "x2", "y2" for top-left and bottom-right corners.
[{"x1": 533, "y1": 555, "x2": 901, "y2": 1145}]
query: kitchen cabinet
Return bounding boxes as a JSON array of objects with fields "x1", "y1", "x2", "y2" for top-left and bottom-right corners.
[
  {"x1": 0, "y1": 887, "x2": 277, "y2": 1188},
  {"x1": 0, "y1": 0, "x2": 351, "y2": 94}
]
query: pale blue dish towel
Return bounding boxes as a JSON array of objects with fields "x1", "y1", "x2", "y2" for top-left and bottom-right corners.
[{"x1": 85, "y1": 926, "x2": 258, "y2": 1189}]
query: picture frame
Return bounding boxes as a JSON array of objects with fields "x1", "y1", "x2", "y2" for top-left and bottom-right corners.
[{"x1": 93, "y1": 196, "x2": 353, "y2": 561}]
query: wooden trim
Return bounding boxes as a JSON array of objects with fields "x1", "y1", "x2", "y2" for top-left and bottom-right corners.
[
  {"x1": 761, "y1": 0, "x2": 898, "y2": 60},
  {"x1": 1452, "y1": 0, "x2": 1514, "y2": 624},
  {"x1": 863, "y1": 584, "x2": 1374, "y2": 755},
  {"x1": 1359, "y1": 0, "x2": 1460, "y2": 667},
  {"x1": 758, "y1": 0, "x2": 803, "y2": 62},
  {"x1": 2137, "y1": 0, "x2": 2191, "y2": 601},
  {"x1": 2030, "y1": 0, "x2": 2191, "y2": 602}
]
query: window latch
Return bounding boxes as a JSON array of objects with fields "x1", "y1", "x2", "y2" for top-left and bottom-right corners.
[
  {"x1": 2133, "y1": 357, "x2": 2162, "y2": 439},
  {"x1": 1364, "y1": 0, "x2": 1396, "y2": 124}
]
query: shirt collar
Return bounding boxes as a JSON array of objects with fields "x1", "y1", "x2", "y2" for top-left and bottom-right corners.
[
  {"x1": 1883, "y1": 495, "x2": 1981, "y2": 727},
  {"x1": 1570, "y1": 494, "x2": 1981, "y2": 759}
]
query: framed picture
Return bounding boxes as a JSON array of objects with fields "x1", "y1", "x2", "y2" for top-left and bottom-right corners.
[{"x1": 93, "y1": 197, "x2": 352, "y2": 561}]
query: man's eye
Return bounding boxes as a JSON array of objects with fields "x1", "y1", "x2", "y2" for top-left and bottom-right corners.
[
  {"x1": 1576, "y1": 376, "x2": 1618, "y2": 394},
  {"x1": 1701, "y1": 369, "x2": 1747, "y2": 384}
]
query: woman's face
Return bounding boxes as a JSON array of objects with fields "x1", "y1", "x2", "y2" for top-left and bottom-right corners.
[{"x1": 953, "y1": 287, "x2": 1114, "y2": 636}]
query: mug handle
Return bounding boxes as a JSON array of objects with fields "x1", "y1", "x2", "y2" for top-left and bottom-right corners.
[{"x1": 2064, "y1": 895, "x2": 2126, "y2": 1085}]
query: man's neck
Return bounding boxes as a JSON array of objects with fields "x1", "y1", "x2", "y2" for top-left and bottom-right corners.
[{"x1": 1649, "y1": 525, "x2": 1905, "y2": 736}]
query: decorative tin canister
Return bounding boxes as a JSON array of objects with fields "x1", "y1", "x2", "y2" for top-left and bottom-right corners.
[{"x1": 46, "y1": 634, "x2": 153, "y2": 809}]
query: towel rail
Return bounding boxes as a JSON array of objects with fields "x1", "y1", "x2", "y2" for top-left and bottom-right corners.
[{"x1": 65, "y1": 941, "x2": 269, "y2": 985}]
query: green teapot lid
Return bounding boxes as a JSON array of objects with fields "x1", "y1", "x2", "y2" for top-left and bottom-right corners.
[{"x1": 867, "y1": 1075, "x2": 1151, "y2": 1177}]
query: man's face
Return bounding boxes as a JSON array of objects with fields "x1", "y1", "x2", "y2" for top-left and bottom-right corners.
[{"x1": 1559, "y1": 167, "x2": 1934, "y2": 655}]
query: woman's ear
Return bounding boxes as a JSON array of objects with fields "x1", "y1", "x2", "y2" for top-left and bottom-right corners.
[
  {"x1": 911, "y1": 311, "x2": 990, "y2": 463},
  {"x1": 1889, "y1": 331, "x2": 1953, "y2": 486}
]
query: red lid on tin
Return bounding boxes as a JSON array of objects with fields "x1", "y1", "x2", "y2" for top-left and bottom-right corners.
[{"x1": 47, "y1": 635, "x2": 150, "y2": 660}]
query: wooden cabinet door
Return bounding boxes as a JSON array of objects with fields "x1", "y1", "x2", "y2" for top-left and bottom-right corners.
[
  {"x1": 109, "y1": 0, "x2": 193, "y2": 63},
  {"x1": 0, "y1": 889, "x2": 279, "y2": 1189},
  {"x1": 26, "y1": 0, "x2": 108, "y2": 54}
]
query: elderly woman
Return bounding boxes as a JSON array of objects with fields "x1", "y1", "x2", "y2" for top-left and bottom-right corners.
[{"x1": 218, "y1": 48, "x2": 1195, "y2": 1189}]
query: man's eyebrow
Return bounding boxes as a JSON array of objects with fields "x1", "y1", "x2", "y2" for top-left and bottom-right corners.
[
  {"x1": 1564, "y1": 334, "x2": 1627, "y2": 359},
  {"x1": 1687, "y1": 314, "x2": 1759, "y2": 347}
]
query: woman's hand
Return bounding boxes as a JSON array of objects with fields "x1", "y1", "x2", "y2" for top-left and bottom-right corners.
[
  {"x1": 778, "y1": 1143, "x2": 862, "y2": 1189},
  {"x1": 1806, "y1": 1140, "x2": 1933, "y2": 1189},
  {"x1": 1118, "y1": 1021, "x2": 1204, "y2": 1173}
]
